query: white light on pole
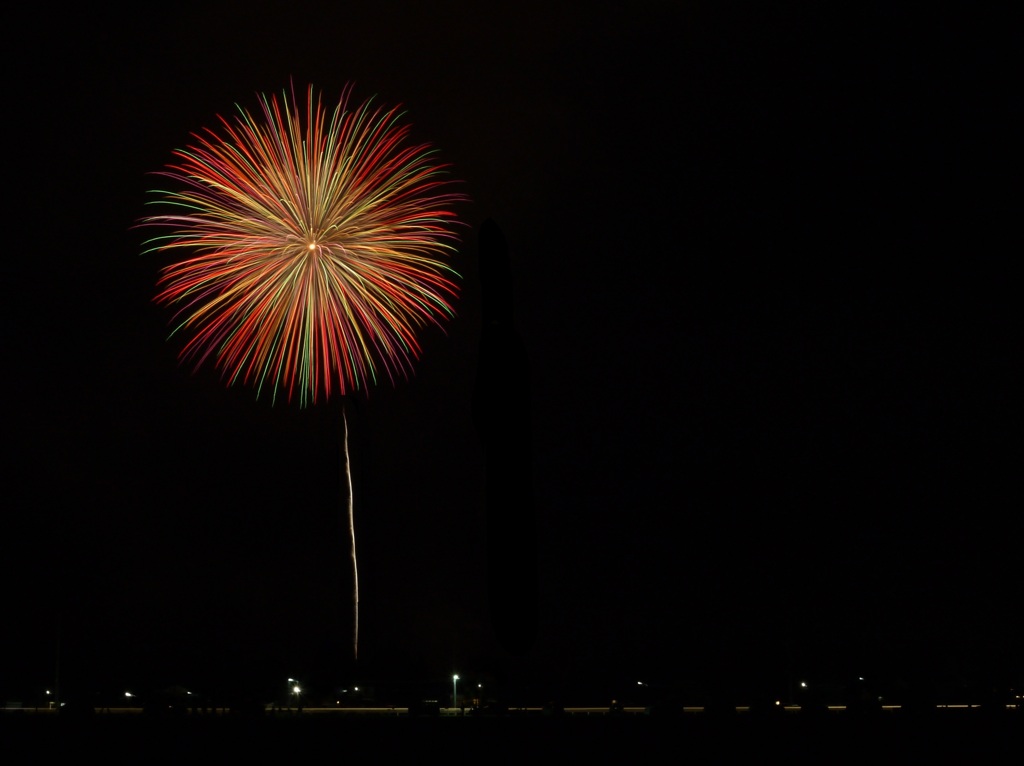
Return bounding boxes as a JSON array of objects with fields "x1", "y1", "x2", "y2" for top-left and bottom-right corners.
[{"x1": 453, "y1": 674, "x2": 459, "y2": 711}]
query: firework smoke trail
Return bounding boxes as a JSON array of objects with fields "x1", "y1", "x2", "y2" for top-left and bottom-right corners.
[{"x1": 141, "y1": 83, "x2": 465, "y2": 660}]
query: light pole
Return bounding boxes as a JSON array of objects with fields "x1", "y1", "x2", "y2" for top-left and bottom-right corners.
[
  {"x1": 288, "y1": 678, "x2": 302, "y2": 711},
  {"x1": 452, "y1": 674, "x2": 459, "y2": 712}
]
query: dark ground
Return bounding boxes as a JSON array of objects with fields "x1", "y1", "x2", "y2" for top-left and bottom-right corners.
[{"x1": 2, "y1": 709, "x2": 1020, "y2": 764}]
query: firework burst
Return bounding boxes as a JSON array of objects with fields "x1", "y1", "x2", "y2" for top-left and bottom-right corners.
[
  {"x1": 141, "y1": 83, "x2": 466, "y2": 406},
  {"x1": 140, "y1": 83, "x2": 466, "y2": 660}
]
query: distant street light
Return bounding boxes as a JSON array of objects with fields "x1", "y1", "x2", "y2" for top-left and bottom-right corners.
[
  {"x1": 453, "y1": 674, "x2": 459, "y2": 711},
  {"x1": 287, "y1": 678, "x2": 302, "y2": 711}
]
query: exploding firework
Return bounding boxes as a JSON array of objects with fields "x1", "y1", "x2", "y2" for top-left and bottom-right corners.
[
  {"x1": 141, "y1": 82, "x2": 465, "y2": 406},
  {"x1": 140, "y1": 83, "x2": 466, "y2": 659}
]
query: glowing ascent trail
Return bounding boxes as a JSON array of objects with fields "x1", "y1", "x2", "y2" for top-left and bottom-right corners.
[{"x1": 343, "y1": 404, "x2": 358, "y2": 660}]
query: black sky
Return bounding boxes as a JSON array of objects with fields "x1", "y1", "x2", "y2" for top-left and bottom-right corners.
[{"x1": 3, "y1": 2, "x2": 1020, "y2": 704}]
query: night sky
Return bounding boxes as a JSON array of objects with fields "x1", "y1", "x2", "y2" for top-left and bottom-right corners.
[{"x1": 4, "y1": 3, "x2": 1020, "y2": 705}]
